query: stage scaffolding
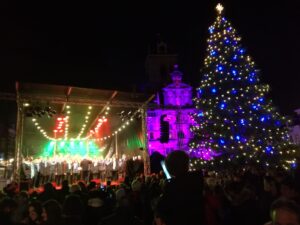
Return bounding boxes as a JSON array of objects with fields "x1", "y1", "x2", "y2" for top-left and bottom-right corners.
[{"x1": 0, "y1": 82, "x2": 154, "y2": 184}]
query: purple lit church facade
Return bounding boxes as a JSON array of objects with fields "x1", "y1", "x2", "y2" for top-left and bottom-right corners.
[{"x1": 146, "y1": 66, "x2": 197, "y2": 156}]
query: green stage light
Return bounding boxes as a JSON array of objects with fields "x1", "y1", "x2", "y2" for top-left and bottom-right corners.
[{"x1": 41, "y1": 139, "x2": 102, "y2": 158}]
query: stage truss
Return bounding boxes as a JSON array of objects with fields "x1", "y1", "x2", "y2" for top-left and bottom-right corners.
[{"x1": 0, "y1": 82, "x2": 155, "y2": 183}]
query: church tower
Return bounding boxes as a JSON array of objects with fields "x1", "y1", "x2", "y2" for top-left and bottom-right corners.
[
  {"x1": 163, "y1": 65, "x2": 193, "y2": 107},
  {"x1": 146, "y1": 65, "x2": 196, "y2": 156},
  {"x1": 145, "y1": 34, "x2": 178, "y2": 90}
]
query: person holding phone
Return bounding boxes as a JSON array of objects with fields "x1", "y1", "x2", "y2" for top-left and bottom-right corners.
[{"x1": 155, "y1": 150, "x2": 204, "y2": 225}]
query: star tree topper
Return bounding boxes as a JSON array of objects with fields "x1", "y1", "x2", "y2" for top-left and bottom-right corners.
[{"x1": 216, "y1": 3, "x2": 224, "y2": 14}]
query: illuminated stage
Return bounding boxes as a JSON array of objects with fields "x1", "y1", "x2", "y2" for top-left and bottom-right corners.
[{"x1": 14, "y1": 83, "x2": 154, "y2": 183}]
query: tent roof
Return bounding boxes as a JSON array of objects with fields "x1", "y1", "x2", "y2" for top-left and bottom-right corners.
[
  {"x1": 14, "y1": 83, "x2": 154, "y2": 157},
  {"x1": 17, "y1": 82, "x2": 153, "y2": 108}
]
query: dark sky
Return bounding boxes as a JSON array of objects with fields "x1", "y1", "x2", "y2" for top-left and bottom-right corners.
[{"x1": 1, "y1": 0, "x2": 300, "y2": 115}]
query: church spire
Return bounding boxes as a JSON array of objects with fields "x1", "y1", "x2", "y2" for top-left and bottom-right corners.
[
  {"x1": 170, "y1": 64, "x2": 183, "y2": 87},
  {"x1": 156, "y1": 33, "x2": 168, "y2": 54}
]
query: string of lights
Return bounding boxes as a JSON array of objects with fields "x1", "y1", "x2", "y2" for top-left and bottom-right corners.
[
  {"x1": 98, "y1": 108, "x2": 143, "y2": 142},
  {"x1": 76, "y1": 106, "x2": 93, "y2": 139},
  {"x1": 84, "y1": 106, "x2": 110, "y2": 140},
  {"x1": 64, "y1": 106, "x2": 70, "y2": 139},
  {"x1": 31, "y1": 118, "x2": 56, "y2": 141},
  {"x1": 189, "y1": 3, "x2": 296, "y2": 168}
]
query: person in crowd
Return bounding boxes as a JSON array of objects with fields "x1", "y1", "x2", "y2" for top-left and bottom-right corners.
[
  {"x1": 72, "y1": 159, "x2": 80, "y2": 183},
  {"x1": 57, "y1": 180, "x2": 70, "y2": 204},
  {"x1": 41, "y1": 199, "x2": 62, "y2": 225},
  {"x1": 203, "y1": 185, "x2": 223, "y2": 225},
  {"x1": 26, "y1": 200, "x2": 43, "y2": 225},
  {"x1": 265, "y1": 198, "x2": 300, "y2": 225},
  {"x1": 80, "y1": 158, "x2": 92, "y2": 183},
  {"x1": 259, "y1": 175, "x2": 280, "y2": 224},
  {"x1": 90, "y1": 161, "x2": 98, "y2": 181},
  {"x1": 44, "y1": 158, "x2": 51, "y2": 184},
  {"x1": 62, "y1": 194, "x2": 85, "y2": 225},
  {"x1": 12, "y1": 191, "x2": 29, "y2": 224},
  {"x1": 49, "y1": 160, "x2": 56, "y2": 183},
  {"x1": 280, "y1": 177, "x2": 300, "y2": 204},
  {"x1": 38, "y1": 182, "x2": 57, "y2": 203},
  {"x1": 86, "y1": 190, "x2": 105, "y2": 225},
  {"x1": 98, "y1": 188, "x2": 143, "y2": 225},
  {"x1": 87, "y1": 181, "x2": 97, "y2": 192},
  {"x1": 154, "y1": 150, "x2": 204, "y2": 225},
  {"x1": 70, "y1": 184, "x2": 81, "y2": 194},
  {"x1": 55, "y1": 159, "x2": 63, "y2": 186},
  {"x1": 130, "y1": 177, "x2": 143, "y2": 219},
  {"x1": 3, "y1": 181, "x2": 18, "y2": 198},
  {"x1": 39, "y1": 159, "x2": 46, "y2": 186},
  {"x1": 99, "y1": 160, "x2": 106, "y2": 181},
  {"x1": 0, "y1": 197, "x2": 17, "y2": 225},
  {"x1": 222, "y1": 179, "x2": 259, "y2": 225},
  {"x1": 293, "y1": 156, "x2": 300, "y2": 190}
]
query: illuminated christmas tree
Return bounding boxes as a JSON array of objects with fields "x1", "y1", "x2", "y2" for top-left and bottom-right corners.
[{"x1": 190, "y1": 4, "x2": 295, "y2": 168}]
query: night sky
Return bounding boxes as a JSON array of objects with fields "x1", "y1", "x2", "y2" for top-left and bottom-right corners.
[{"x1": 1, "y1": 0, "x2": 300, "y2": 115}]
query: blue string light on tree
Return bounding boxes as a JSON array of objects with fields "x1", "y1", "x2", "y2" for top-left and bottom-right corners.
[
  {"x1": 260, "y1": 116, "x2": 266, "y2": 122},
  {"x1": 231, "y1": 89, "x2": 237, "y2": 95},
  {"x1": 189, "y1": 3, "x2": 294, "y2": 168},
  {"x1": 265, "y1": 146, "x2": 274, "y2": 154},
  {"x1": 198, "y1": 112, "x2": 204, "y2": 117},
  {"x1": 231, "y1": 69, "x2": 238, "y2": 76},
  {"x1": 219, "y1": 139, "x2": 225, "y2": 145},
  {"x1": 220, "y1": 102, "x2": 227, "y2": 110},
  {"x1": 235, "y1": 135, "x2": 241, "y2": 141},
  {"x1": 249, "y1": 78, "x2": 255, "y2": 83},
  {"x1": 240, "y1": 119, "x2": 246, "y2": 125},
  {"x1": 252, "y1": 104, "x2": 259, "y2": 110},
  {"x1": 217, "y1": 65, "x2": 224, "y2": 72}
]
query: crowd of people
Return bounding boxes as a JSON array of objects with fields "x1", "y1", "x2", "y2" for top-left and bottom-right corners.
[
  {"x1": 19, "y1": 154, "x2": 139, "y2": 186},
  {"x1": 0, "y1": 150, "x2": 300, "y2": 225}
]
